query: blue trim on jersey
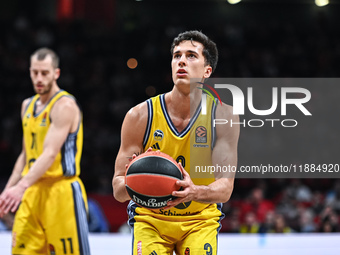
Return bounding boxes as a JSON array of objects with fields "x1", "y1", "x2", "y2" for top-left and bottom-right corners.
[
  {"x1": 127, "y1": 200, "x2": 140, "y2": 254},
  {"x1": 216, "y1": 202, "x2": 225, "y2": 233},
  {"x1": 143, "y1": 99, "x2": 153, "y2": 148},
  {"x1": 211, "y1": 98, "x2": 217, "y2": 150},
  {"x1": 160, "y1": 94, "x2": 201, "y2": 138},
  {"x1": 61, "y1": 132, "x2": 77, "y2": 176},
  {"x1": 33, "y1": 90, "x2": 64, "y2": 117},
  {"x1": 216, "y1": 202, "x2": 224, "y2": 254},
  {"x1": 127, "y1": 200, "x2": 139, "y2": 228},
  {"x1": 23, "y1": 96, "x2": 35, "y2": 116},
  {"x1": 71, "y1": 181, "x2": 91, "y2": 255}
]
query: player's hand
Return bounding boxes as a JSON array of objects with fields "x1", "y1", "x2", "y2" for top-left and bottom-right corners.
[
  {"x1": 163, "y1": 163, "x2": 197, "y2": 209},
  {"x1": 0, "y1": 185, "x2": 26, "y2": 218}
]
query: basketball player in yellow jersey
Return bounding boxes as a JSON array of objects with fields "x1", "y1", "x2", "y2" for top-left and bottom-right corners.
[
  {"x1": 0, "y1": 48, "x2": 90, "y2": 255},
  {"x1": 113, "y1": 31, "x2": 240, "y2": 255}
]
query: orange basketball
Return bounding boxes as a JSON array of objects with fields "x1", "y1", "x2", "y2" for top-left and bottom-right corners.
[{"x1": 125, "y1": 151, "x2": 183, "y2": 209}]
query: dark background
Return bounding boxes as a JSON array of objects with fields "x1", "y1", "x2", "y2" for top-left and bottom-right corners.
[{"x1": 1, "y1": 0, "x2": 340, "y2": 233}]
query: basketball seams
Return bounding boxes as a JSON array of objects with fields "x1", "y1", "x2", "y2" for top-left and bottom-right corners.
[
  {"x1": 125, "y1": 186, "x2": 175, "y2": 199},
  {"x1": 127, "y1": 155, "x2": 182, "y2": 178},
  {"x1": 126, "y1": 172, "x2": 182, "y2": 180}
]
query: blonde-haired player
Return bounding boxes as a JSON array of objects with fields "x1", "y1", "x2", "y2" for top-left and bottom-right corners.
[{"x1": 0, "y1": 48, "x2": 90, "y2": 255}]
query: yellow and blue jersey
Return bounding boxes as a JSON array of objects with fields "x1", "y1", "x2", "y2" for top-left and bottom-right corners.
[
  {"x1": 130, "y1": 93, "x2": 222, "y2": 217},
  {"x1": 22, "y1": 90, "x2": 83, "y2": 178}
]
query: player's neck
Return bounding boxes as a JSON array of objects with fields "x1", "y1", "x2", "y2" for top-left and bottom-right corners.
[
  {"x1": 165, "y1": 86, "x2": 201, "y2": 120},
  {"x1": 38, "y1": 85, "x2": 61, "y2": 105}
]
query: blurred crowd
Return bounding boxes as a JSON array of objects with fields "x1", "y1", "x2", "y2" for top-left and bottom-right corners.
[
  {"x1": 1, "y1": 2, "x2": 340, "y2": 232},
  {"x1": 221, "y1": 179, "x2": 340, "y2": 233}
]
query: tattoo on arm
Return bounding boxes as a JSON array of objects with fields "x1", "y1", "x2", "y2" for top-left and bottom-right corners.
[{"x1": 126, "y1": 149, "x2": 144, "y2": 160}]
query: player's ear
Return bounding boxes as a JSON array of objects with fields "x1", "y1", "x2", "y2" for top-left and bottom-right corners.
[
  {"x1": 54, "y1": 68, "x2": 61, "y2": 80},
  {"x1": 204, "y1": 65, "x2": 212, "y2": 78}
]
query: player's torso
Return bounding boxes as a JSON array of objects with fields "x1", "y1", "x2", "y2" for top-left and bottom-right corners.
[
  {"x1": 140, "y1": 94, "x2": 221, "y2": 217},
  {"x1": 22, "y1": 90, "x2": 83, "y2": 178}
]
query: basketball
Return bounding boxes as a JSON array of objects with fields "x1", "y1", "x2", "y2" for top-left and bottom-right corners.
[{"x1": 125, "y1": 151, "x2": 183, "y2": 209}]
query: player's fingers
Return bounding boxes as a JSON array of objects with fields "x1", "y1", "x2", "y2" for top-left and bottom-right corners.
[
  {"x1": 166, "y1": 197, "x2": 185, "y2": 208},
  {"x1": 172, "y1": 190, "x2": 186, "y2": 197},
  {"x1": 178, "y1": 164, "x2": 189, "y2": 177},
  {"x1": 0, "y1": 199, "x2": 7, "y2": 213},
  {"x1": 176, "y1": 179, "x2": 190, "y2": 187},
  {"x1": 4, "y1": 199, "x2": 15, "y2": 215},
  {"x1": 11, "y1": 201, "x2": 20, "y2": 213},
  {"x1": 146, "y1": 147, "x2": 152, "y2": 152}
]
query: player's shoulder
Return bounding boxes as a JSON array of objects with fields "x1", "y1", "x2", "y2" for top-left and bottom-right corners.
[
  {"x1": 54, "y1": 92, "x2": 78, "y2": 107},
  {"x1": 216, "y1": 102, "x2": 236, "y2": 120},
  {"x1": 125, "y1": 100, "x2": 149, "y2": 123},
  {"x1": 22, "y1": 97, "x2": 32, "y2": 109},
  {"x1": 51, "y1": 94, "x2": 79, "y2": 119}
]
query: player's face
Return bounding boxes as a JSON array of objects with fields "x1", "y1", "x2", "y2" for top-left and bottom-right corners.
[
  {"x1": 30, "y1": 55, "x2": 60, "y2": 95},
  {"x1": 171, "y1": 40, "x2": 212, "y2": 87}
]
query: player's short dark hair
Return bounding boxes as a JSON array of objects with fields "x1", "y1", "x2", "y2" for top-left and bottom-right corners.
[
  {"x1": 31, "y1": 48, "x2": 59, "y2": 69},
  {"x1": 170, "y1": 30, "x2": 218, "y2": 73}
]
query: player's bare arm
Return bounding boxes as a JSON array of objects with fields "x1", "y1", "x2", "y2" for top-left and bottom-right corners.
[
  {"x1": 0, "y1": 96, "x2": 79, "y2": 216},
  {"x1": 166, "y1": 104, "x2": 239, "y2": 208},
  {"x1": 113, "y1": 102, "x2": 148, "y2": 203}
]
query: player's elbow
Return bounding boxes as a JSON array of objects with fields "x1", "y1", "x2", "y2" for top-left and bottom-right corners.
[
  {"x1": 221, "y1": 193, "x2": 232, "y2": 203},
  {"x1": 112, "y1": 179, "x2": 129, "y2": 203},
  {"x1": 113, "y1": 191, "x2": 128, "y2": 203},
  {"x1": 43, "y1": 149, "x2": 58, "y2": 163},
  {"x1": 221, "y1": 182, "x2": 234, "y2": 203}
]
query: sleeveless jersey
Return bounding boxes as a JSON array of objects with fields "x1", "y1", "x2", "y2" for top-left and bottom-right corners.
[
  {"x1": 139, "y1": 93, "x2": 220, "y2": 216},
  {"x1": 22, "y1": 90, "x2": 83, "y2": 178}
]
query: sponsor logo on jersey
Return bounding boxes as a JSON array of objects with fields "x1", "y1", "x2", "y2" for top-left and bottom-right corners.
[
  {"x1": 175, "y1": 201, "x2": 191, "y2": 209},
  {"x1": 49, "y1": 244, "x2": 56, "y2": 255},
  {"x1": 153, "y1": 129, "x2": 164, "y2": 141},
  {"x1": 18, "y1": 243, "x2": 25, "y2": 249},
  {"x1": 12, "y1": 232, "x2": 16, "y2": 248},
  {"x1": 151, "y1": 142, "x2": 160, "y2": 150},
  {"x1": 24, "y1": 113, "x2": 31, "y2": 126},
  {"x1": 40, "y1": 112, "x2": 47, "y2": 126},
  {"x1": 185, "y1": 247, "x2": 190, "y2": 255},
  {"x1": 195, "y1": 126, "x2": 207, "y2": 143},
  {"x1": 159, "y1": 208, "x2": 199, "y2": 216},
  {"x1": 150, "y1": 251, "x2": 158, "y2": 255},
  {"x1": 137, "y1": 241, "x2": 142, "y2": 255}
]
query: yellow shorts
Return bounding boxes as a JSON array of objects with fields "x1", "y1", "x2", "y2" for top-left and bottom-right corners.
[
  {"x1": 128, "y1": 201, "x2": 224, "y2": 255},
  {"x1": 12, "y1": 177, "x2": 90, "y2": 255}
]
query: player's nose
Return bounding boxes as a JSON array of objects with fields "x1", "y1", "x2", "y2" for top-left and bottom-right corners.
[{"x1": 178, "y1": 55, "x2": 187, "y2": 66}]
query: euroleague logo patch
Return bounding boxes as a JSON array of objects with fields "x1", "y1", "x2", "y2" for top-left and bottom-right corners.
[
  {"x1": 195, "y1": 126, "x2": 207, "y2": 143},
  {"x1": 153, "y1": 129, "x2": 164, "y2": 141}
]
